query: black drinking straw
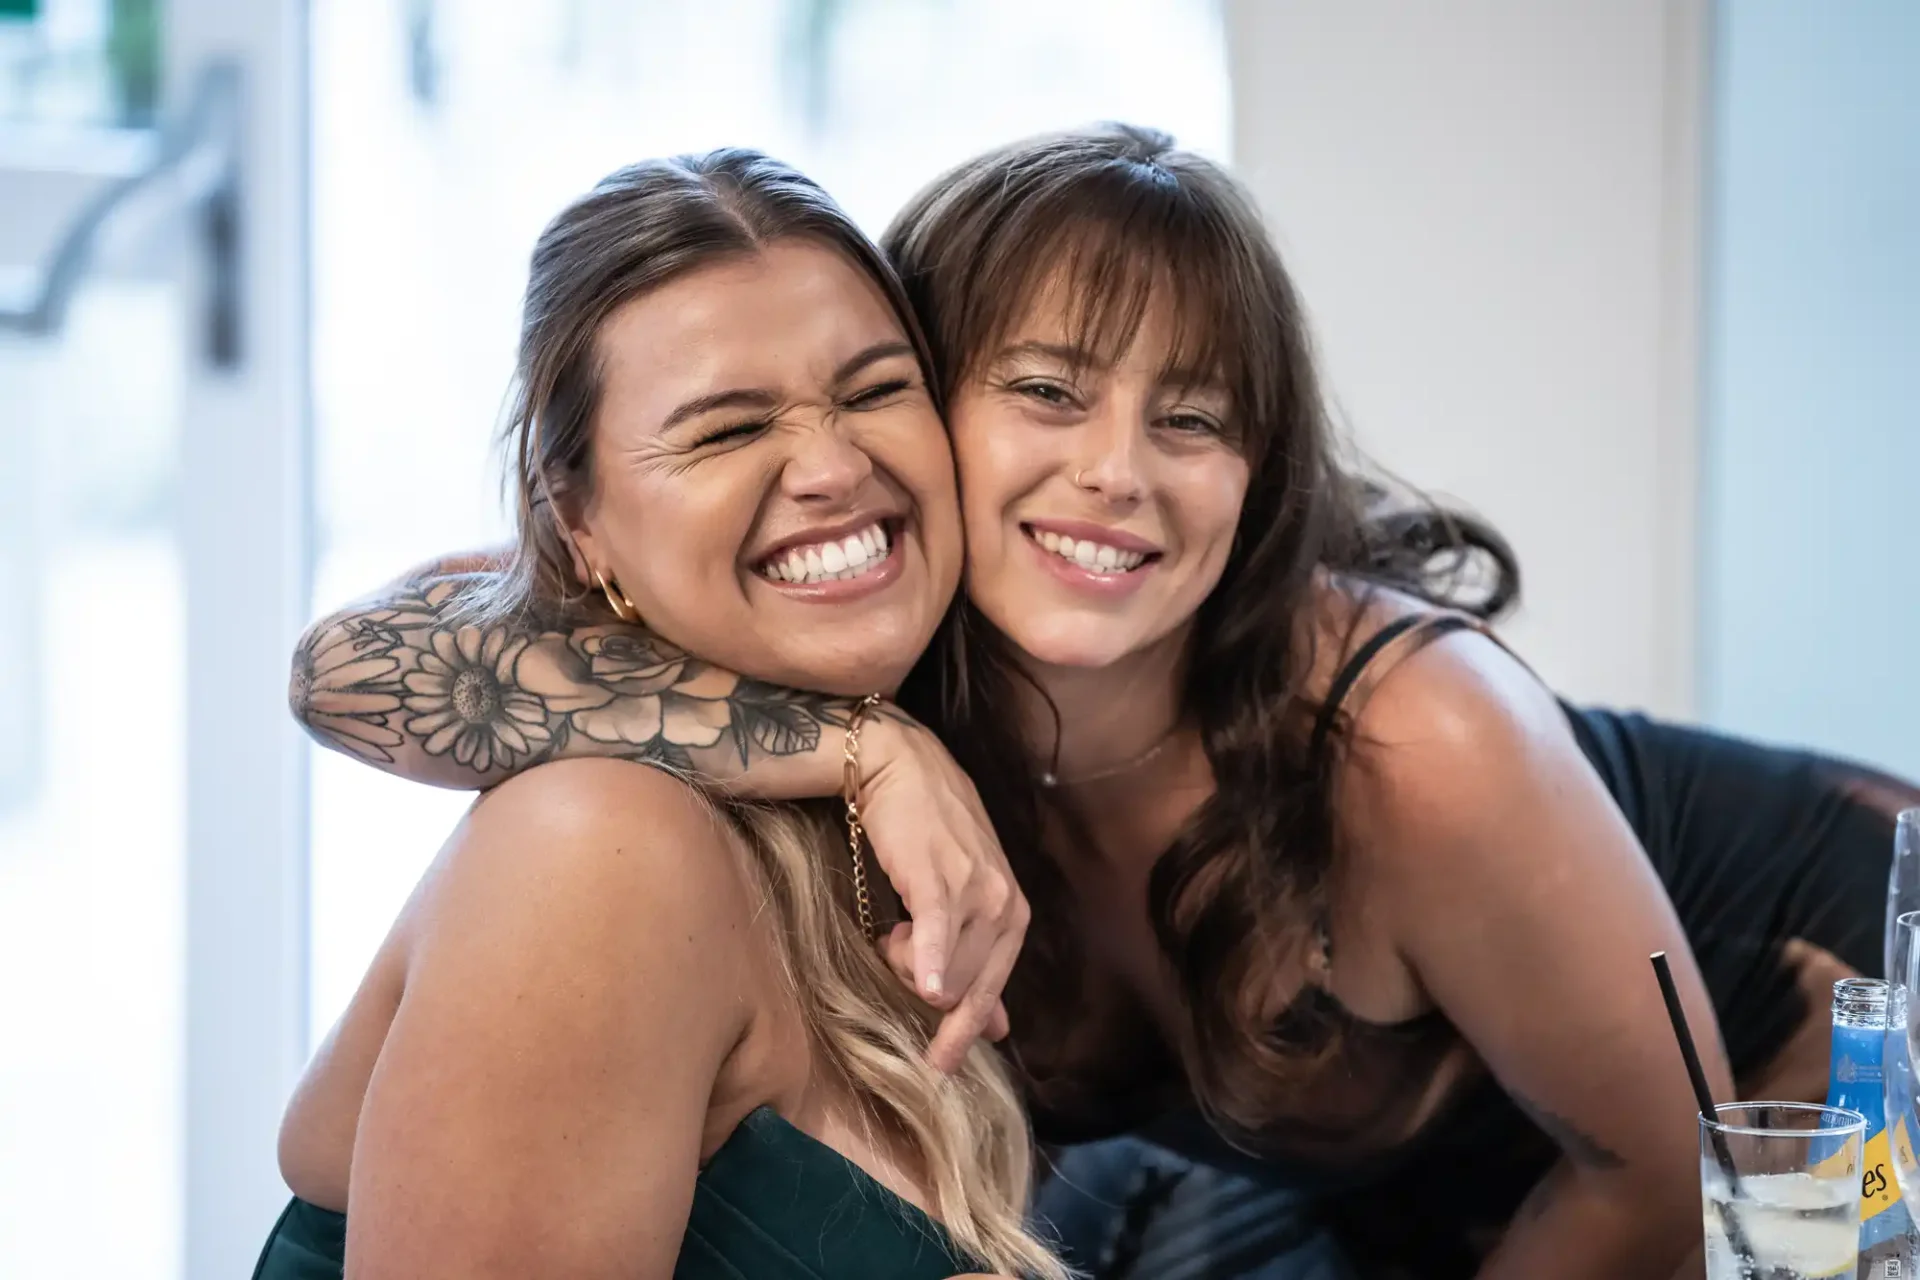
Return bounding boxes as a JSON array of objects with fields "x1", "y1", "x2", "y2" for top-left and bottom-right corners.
[{"x1": 1651, "y1": 951, "x2": 1775, "y2": 1276}]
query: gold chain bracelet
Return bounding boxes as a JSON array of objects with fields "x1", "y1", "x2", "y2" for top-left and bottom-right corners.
[{"x1": 842, "y1": 693, "x2": 884, "y2": 942}]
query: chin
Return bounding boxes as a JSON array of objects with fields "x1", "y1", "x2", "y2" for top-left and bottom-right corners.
[
  {"x1": 1001, "y1": 619, "x2": 1137, "y2": 672},
  {"x1": 808, "y1": 658, "x2": 917, "y2": 698},
  {"x1": 775, "y1": 628, "x2": 929, "y2": 697}
]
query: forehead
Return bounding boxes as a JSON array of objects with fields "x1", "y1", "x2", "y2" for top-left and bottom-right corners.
[
  {"x1": 595, "y1": 239, "x2": 906, "y2": 427},
  {"x1": 984, "y1": 248, "x2": 1233, "y2": 390}
]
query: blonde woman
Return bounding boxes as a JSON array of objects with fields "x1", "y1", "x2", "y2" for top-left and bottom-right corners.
[{"x1": 256, "y1": 151, "x2": 1064, "y2": 1279}]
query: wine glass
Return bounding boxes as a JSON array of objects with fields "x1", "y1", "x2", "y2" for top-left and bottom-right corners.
[
  {"x1": 1890, "y1": 911, "x2": 1920, "y2": 1218},
  {"x1": 1887, "y1": 810, "x2": 1920, "y2": 980}
]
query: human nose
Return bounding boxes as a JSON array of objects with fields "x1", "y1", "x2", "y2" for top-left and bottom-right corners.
[
  {"x1": 1071, "y1": 399, "x2": 1145, "y2": 505},
  {"x1": 779, "y1": 420, "x2": 875, "y2": 504}
]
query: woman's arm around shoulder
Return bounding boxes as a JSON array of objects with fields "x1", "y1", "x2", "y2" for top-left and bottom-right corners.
[
  {"x1": 294, "y1": 554, "x2": 1027, "y2": 1064},
  {"x1": 345, "y1": 758, "x2": 763, "y2": 1279},
  {"x1": 1343, "y1": 624, "x2": 1726, "y2": 1279},
  {"x1": 290, "y1": 551, "x2": 860, "y2": 796}
]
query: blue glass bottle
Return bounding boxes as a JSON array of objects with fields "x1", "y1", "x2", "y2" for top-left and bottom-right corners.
[{"x1": 1828, "y1": 977, "x2": 1918, "y2": 1278}]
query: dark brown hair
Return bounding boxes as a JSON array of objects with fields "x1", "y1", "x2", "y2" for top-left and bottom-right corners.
[{"x1": 886, "y1": 124, "x2": 1518, "y2": 1143}]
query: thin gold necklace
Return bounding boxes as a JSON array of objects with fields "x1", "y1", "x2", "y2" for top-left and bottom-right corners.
[{"x1": 1038, "y1": 725, "x2": 1181, "y2": 789}]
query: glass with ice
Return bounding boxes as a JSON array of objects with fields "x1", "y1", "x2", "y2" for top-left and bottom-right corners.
[{"x1": 1701, "y1": 1102, "x2": 1864, "y2": 1280}]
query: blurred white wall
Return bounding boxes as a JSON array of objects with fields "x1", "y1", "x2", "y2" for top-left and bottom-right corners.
[
  {"x1": 1223, "y1": 0, "x2": 1707, "y2": 717},
  {"x1": 1700, "y1": 0, "x2": 1920, "y2": 780}
]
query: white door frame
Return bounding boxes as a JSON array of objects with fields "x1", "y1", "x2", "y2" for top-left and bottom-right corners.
[
  {"x1": 0, "y1": 0, "x2": 311, "y2": 1268},
  {"x1": 164, "y1": 1, "x2": 313, "y2": 1275}
]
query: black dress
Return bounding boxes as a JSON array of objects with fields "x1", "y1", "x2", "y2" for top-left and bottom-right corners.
[{"x1": 1030, "y1": 613, "x2": 1919, "y2": 1279}]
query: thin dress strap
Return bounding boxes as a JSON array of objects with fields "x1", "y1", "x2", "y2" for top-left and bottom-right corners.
[
  {"x1": 1306, "y1": 611, "x2": 1484, "y2": 972},
  {"x1": 1309, "y1": 613, "x2": 1481, "y2": 762}
]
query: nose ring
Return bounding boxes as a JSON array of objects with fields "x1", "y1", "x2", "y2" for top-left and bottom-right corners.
[{"x1": 1074, "y1": 468, "x2": 1090, "y2": 489}]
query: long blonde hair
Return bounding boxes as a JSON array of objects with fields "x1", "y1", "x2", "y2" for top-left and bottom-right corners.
[
  {"x1": 733, "y1": 800, "x2": 1068, "y2": 1279},
  {"x1": 482, "y1": 150, "x2": 1066, "y2": 1279}
]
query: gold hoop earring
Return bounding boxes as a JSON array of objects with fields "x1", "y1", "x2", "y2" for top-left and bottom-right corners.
[{"x1": 592, "y1": 567, "x2": 642, "y2": 625}]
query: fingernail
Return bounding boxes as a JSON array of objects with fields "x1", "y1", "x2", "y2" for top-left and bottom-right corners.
[{"x1": 924, "y1": 972, "x2": 944, "y2": 997}]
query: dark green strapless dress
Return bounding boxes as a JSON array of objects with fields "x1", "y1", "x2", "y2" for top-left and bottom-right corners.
[{"x1": 251, "y1": 1107, "x2": 976, "y2": 1279}]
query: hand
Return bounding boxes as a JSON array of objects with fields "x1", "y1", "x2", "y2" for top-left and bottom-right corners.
[{"x1": 857, "y1": 713, "x2": 1029, "y2": 1073}]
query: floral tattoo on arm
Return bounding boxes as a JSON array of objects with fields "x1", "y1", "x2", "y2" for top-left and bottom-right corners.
[{"x1": 288, "y1": 575, "x2": 858, "y2": 781}]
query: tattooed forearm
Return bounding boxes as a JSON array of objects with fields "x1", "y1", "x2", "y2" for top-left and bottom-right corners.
[
  {"x1": 1511, "y1": 1092, "x2": 1626, "y2": 1172},
  {"x1": 289, "y1": 570, "x2": 865, "y2": 790}
]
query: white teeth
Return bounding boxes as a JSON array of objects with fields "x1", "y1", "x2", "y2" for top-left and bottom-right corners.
[
  {"x1": 1030, "y1": 527, "x2": 1148, "y2": 574},
  {"x1": 759, "y1": 522, "x2": 893, "y2": 586}
]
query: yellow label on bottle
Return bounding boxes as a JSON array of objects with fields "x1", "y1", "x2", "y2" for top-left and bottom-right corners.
[
  {"x1": 1863, "y1": 1125, "x2": 1900, "y2": 1220},
  {"x1": 1809, "y1": 1118, "x2": 1907, "y2": 1219}
]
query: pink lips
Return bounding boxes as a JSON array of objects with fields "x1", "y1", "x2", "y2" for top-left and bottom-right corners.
[
  {"x1": 1021, "y1": 522, "x2": 1158, "y2": 599},
  {"x1": 1023, "y1": 519, "x2": 1160, "y2": 556},
  {"x1": 754, "y1": 528, "x2": 905, "y2": 604}
]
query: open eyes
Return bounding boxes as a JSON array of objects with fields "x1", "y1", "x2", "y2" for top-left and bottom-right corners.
[
  {"x1": 1161, "y1": 410, "x2": 1226, "y2": 437},
  {"x1": 1011, "y1": 378, "x2": 1226, "y2": 437},
  {"x1": 1013, "y1": 379, "x2": 1079, "y2": 409}
]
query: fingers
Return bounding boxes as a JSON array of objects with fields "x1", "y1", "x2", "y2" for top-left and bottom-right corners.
[
  {"x1": 885, "y1": 923, "x2": 1010, "y2": 1066},
  {"x1": 926, "y1": 920, "x2": 1024, "y2": 1074},
  {"x1": 985, "y1": 999, "x2": 1010, "y2": 1042},
  {"x1": 883, "y1": 922, "x2": 916, "y2": 991},
  {"x1": 926, "y1": 996, "x2": 996, "y2": 1075},
  {"x1": 935, "y1": 917, "x2": 997, "y2": 1017},
  {"x1": 906, "y1": 892, "x2": 954, "y2": 1004}
]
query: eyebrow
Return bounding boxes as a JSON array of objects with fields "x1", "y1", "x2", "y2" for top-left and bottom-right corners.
[
  {"x1": 831, "y1": 339, "x2": 918, "y2": 387},
  {"x1": 659, "y1": 387, "x2": 781, "y2": 433},
  {"x1": 996, "y1": 339, "x2": 1225, "y2": 393},
  {"x1": 998, "y1": 340, "x2": 1107, "y2": 371}
]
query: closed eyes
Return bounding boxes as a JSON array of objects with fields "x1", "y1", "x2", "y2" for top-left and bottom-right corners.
[
  {"x1": 687, "y1": 379, "x2": 915, "y2": 448},
  {"x1": 690, "y1": 419, "x2": 770, "y2": 448},
  {"x1": 844, "y1": 378, "x2": 913, "y2": 409}
]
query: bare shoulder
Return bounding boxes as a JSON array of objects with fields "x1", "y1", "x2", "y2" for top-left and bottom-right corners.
[
  {"x1": 457, "y1": 755, "x2": 751, "y2": 884},
  {"x1": 414, "y1": 758, "x2": 767, "y2": 1012},
  {"x1": 1316, "y1": 584, "x2": 1586, "y2": 877}
]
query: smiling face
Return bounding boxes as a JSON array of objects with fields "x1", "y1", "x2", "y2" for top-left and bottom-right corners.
[
  {"x1": 562, "y1": 238, "x2": 962, "y2": 696},
  {"x1": 947, "y1": 278, "x2": 1251, "y2": 674}
]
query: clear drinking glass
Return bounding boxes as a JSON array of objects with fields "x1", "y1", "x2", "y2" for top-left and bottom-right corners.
[
  {"x1": 1888, "y1": 811, "x2": 1920, "y2": 980},
  {"x1": 1886, "y1": 977, "x2": 1920, "y2": 1221},
  {"x1": 1701, "y1": 1103, "x2": 1864, "y2": 1280},
  {"x1": 1895, "y1": 910, "x2": 1920, "y2": 1219}
]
